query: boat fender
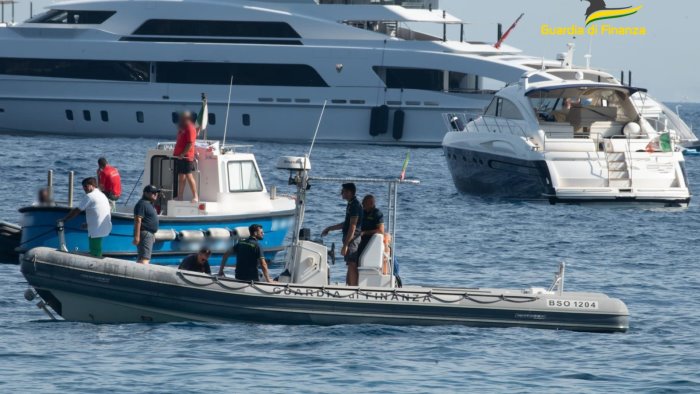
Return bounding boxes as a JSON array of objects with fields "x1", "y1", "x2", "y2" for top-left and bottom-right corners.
[
  {"x1": 232, "y1": 226, "x2": 250, "y2": 241},
  {"x1": 154, "y1": 229, "x2": 177, "y2": 241},
  {"x1": 369, "y1": 105, "x2": 389, "y2": 136},
  {"x1": 392, "y1": 109, "x2": 405, "y2": 140},
  {"x1": 177, "y1": 230, "x2": 205, "y2": 242},
  {"x1": 206, "y1": 228, "x2": 231, "y2": 239}
]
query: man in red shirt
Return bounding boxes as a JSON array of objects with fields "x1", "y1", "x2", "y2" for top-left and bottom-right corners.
[
  {"x1": 97, "y1": 157, "x2": 122, "y2": 212},
  {"x1": 173, "y1": 111, "x2": 199, "y2": 202}
]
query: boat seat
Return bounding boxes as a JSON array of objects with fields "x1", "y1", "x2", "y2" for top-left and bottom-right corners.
[{"x1": 358, "y1": 234, "x2": 391, "y2": 288}]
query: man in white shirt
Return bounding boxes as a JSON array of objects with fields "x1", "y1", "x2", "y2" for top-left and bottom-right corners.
[{"x1": 60, "y1": 177, "x2": 112, "y2": 257}]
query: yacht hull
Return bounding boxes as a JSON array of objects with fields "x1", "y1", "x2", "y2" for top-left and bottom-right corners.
[
  {"x1": 21, "y1": 247, "x2": 629, "y2": 333},
  {"x1": 443, "y1": 145, "x2": 554, "y2": 199}
]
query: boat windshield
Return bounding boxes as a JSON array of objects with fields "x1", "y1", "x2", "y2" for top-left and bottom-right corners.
[{"x1": 527, "y1": 87, "x2": 637, "y2": 125}]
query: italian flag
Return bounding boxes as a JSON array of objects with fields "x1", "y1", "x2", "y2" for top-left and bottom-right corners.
[{"x1": 196, "y1": 95, "x2": 208, "y2": 133}]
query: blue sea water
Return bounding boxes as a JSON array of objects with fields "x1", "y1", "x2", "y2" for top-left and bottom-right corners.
[{"x1": 1, "y1": 105, "x2": 699, "y2": 393}]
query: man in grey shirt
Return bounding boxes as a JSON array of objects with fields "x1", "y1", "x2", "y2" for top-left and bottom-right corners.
[{"x1": 133, "y1": 185, "x2": 160, "y2": 264}]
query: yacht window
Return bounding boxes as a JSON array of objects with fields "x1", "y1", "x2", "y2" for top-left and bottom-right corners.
[
  {"x1": 0, "y1": 58, "x2": 149, "y2": 82},
  {"x1": 227, "y1": 161, "x2": 263, "y2": 192},
  {"x1": 484, "y1": 98, "x2": 499, "y2": 116},
  {"x1": 242, "y1": 114, "x2": 251, "y2": 126},
  {"x1": 28, "y1": 9, "x2": 116, "y2": 24},
  {"x1": 209, "y1": 113, "x2": 216, "y2": 125},
  {"x1": 136, "y1": 111, "x2": 144, "y2": 123},
  {"x1": 133, "y1": 20, "x2": 300, "y2": 38},
  {"x1": 373, "y1": 66, "x2": 443, "y2": 91},
  {"x1": 83, "y1": 110, "x2": 91, "y2": 121},
  {"x1": 498, "y1": 99, "x2": 523, "y2": 120},
  {"x1": 527, "y1": 87, "x2": 636, "y2": 124},
  {"x1": 156, "y1": 62, "x2": 328, "y2": 87},
  {"x1": 100, "y1": 110, "x2": 109, "y2": 122},
  {"x1": 65, "y1": 110, "x2": 73, "y2": 121}
]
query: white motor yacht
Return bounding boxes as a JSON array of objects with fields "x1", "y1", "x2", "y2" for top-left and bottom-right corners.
[
  {"x1": 0, "y1": 0, "x2": 559, "y2": 145},
  {"x1": 442, "y1": 71, "x2": 691, "y2": 206}
]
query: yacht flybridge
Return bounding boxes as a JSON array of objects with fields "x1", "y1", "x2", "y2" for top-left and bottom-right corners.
[
  {"x1": 0, "y1": 0, "x2": 561, "y2": 145},
  {"x1": 442, "y1": 72, "x2": 692, "y2": 206}
]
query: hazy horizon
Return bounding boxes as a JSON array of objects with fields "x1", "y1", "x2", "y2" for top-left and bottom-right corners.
[{"x1": 4, "y1": 0, "x2": 698, "y2": 102}]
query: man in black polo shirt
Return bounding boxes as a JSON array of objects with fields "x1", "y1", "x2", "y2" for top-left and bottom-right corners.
[
  {"x1": 358, "y1": 194, "x2": 384, "y2": 258},
  {"x1": 133, "y1": 185, "x2": 160, "y2": 264},
  {"x1": 217, "y1": 224, "x2": 273, "y2": 282},
  {"x1": 178, "y1": 247, "x2": 212, "y2": 274},
  {"x1": 322, "y1": 183, "x2": 363, "y2": 286}
]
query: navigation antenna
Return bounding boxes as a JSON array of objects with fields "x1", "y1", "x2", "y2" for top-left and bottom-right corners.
[
  {"x1": 307, "y1": 99, "x2": 328, "y2": 160},
  {"x1": 222, "y1": 76, "x2": 234, "y2": 149}
]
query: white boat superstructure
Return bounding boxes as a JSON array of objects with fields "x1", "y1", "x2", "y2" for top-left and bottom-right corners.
[
  {"x1": 0, "y1": 0, "x2": 562, "y2": 145},
  {"x1": 443, "y1": 72, "x2": 691, "y2": 205}
]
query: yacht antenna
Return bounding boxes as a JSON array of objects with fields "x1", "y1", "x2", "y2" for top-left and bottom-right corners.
[
  {"x1": 221, "y1": 76, "x2": 234, "y2": 149},
  {"x1": 307, "y1": 99, "x2": 328, "y2": 160}
]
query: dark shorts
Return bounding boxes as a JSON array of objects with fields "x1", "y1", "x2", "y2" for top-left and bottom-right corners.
[
  {"x1": 175, "y1": 159, "x2": 195, "y2": 175},
  {"x1": 137, "y1": 231, "x2": 155, "y2": 260},
  {"x1": 344, "y1": 235, "x2": 361, "y2": 264}
]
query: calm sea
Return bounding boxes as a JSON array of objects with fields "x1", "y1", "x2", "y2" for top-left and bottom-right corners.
[{"x1": 0, "y1": 105, "x2": 699, "y2": 393}]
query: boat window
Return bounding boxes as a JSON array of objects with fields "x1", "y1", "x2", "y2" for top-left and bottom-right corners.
[
  {"x1": 136, "y1": 111, "x2": 144, "y2": 123},
  {"x1": 227, "y1": 161, "x2": 263, "y2": 192},
  {"x1": 527, "y1": 87, "x2": 636, "y2": 124},
  {"x1": 132, "y1": 20, "x2": 300, "y2": 38},
  {"x1": 242, "y1": 114, "x2": 251, "y2": 126},
  {"x1": 484, "y1": 97, "x2": 499, "y2": 116},
  {"x1": 499, "y1": 99, "x2": 523, "y2": 120},
  {"x1": 100, "y1": 110, "x2": 109, "y2": 122},
  {"x1": 83, "y1": 110, "x2": 91, "y2": 121},
  {"x1": 27, "y1": 9, "x2": 116, "y2": 24},
  {"x1": 156, "y1": 62, "x2": 328, "y2": 87},
  {"x1": 0, "y1": 58, "x2": 149, "y2": 82},
  {"x1": 65, "y1": 110, "x2": 73, "y2": 121},
  {"x1": 373, "y1": 66, "x2": 443, "y2": 91}
]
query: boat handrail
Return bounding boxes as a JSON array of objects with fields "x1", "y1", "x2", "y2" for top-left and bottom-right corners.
[{"x1": 469, "y1": 116, "x2": 529, "y2": 140}]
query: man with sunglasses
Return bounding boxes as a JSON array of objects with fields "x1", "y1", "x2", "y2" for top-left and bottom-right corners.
[
  {"x1": 178, "y1": 247, "x2": 212, "y2": 274},
  {"x1": 133, "y1": 185, "x2": 160, "y2": 264},
  {"x1": 60, "y1": 177, "x2": 112, "y2": 257}
]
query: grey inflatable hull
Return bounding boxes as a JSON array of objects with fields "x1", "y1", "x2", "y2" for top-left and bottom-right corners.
[{"x1": 20, "y1": 248, "x2": 629, "y2": 333}]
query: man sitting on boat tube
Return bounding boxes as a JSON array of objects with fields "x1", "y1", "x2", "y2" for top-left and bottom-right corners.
[
  {"x1": 173, "y1": 111, "x2": 199, "y2": 203},
  {"x1": 218, "y1": 224, "x2": 273, "y2": 282}
]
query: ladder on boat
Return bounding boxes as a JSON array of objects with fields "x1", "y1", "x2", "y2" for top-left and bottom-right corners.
[{"x1": 604, "y1": 139, "x2": 632, "y2": 189}]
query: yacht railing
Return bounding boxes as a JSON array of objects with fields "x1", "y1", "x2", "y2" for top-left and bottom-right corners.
[{"x1": 468, "y1": 116, "x2": 529, "y2": 139}]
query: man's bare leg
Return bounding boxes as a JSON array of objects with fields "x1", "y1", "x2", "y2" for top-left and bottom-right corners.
[
  {"x1": 177, "y1": 174, "x2": 186, "y2": 201},
  {"x1": 346, "y1": 262, "x2": 358, "y2": 286},
  {"x1": 186, "y1": 173, "x2": 198, "y2": 202}
]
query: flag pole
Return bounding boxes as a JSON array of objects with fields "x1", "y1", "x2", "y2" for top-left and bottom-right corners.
[{"x1": 222, "y1": 76, "x2": 234, "y2": 149}]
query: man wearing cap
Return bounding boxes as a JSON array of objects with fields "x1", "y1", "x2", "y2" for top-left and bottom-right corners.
[
  {"x1": 133, "y1": 185, "x2": 160, "y2": 264},
  {"x1": 173, "y1": 111, "x2": 199, "y2": 203},
  {"x1": 217, "y1": 224, "x2": 273, "y2": 282},
  {"x1": 178, "y1": 247, "x2": 212, "y2": 274},
  {"x1": 60, "y1": 177, "x2": 112, "y2": 257}
]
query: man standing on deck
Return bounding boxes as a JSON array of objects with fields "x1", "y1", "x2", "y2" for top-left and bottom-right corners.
[
  {"x1": 60, "y1": 177, "x2": 112, "y2": 258},
  {"x1": 322, "y1": 183, "x2": 363, "y2": 286},
  {"x1": 218, "y1": 224, "x2": 273, "y2": 282},
  {"x1": 97, "y1": 157, "x2": 121, "y2": 212},
  {"x1": 133, "y1": 185, "x2": 160, "y2": 265},
  {"x1": 173, "y1": 111, "x2": 199, "y2": 203}
]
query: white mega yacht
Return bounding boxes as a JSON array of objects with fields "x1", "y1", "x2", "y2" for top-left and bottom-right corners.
[
  {"x1": 0, "y1": 0, "x2": 559, "y2": 145},
  {"x1": 442, "y1": 71, "x2": 691, "y2": 206}
]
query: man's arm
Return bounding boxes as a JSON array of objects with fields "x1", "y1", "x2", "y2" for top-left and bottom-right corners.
[
  {"x1": 218, "y1": 248, "x2": 235, "y2": 276},
  {"x1": 259, "y1": 258, "x2": 272, "y2": 282},
  {"x1": 321, "y1": 222, "x2": 343, "y2": 237},
  {"x1": 133, "y1": 216, "x2": 142, "y2": 246},
  {"x1": 362, "y1": 223, "x2": 385, "y2": 237},
  {"x1": 61, "y1": 208, "x2": 81, "y2": 223},
  {"x1": 178, "y1": 142, "x2": 193, "y2": 159}
]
